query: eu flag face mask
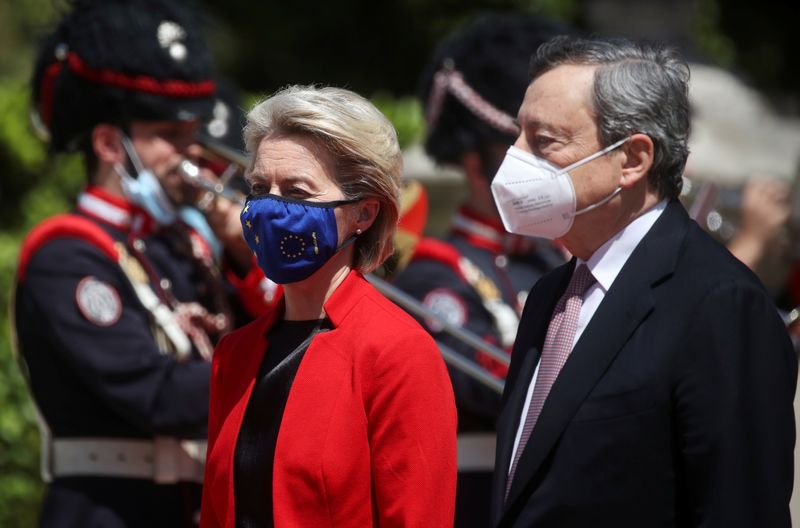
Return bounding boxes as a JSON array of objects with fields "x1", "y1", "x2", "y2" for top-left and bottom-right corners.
[
  {"x1": 491, "y1": 137, "x2": 628, "y2": 239},
  {"x1": 240, "y1": 194, "x2": 359, "y2": 284}
]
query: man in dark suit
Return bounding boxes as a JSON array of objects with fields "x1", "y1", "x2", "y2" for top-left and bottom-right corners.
[{"x1": 490, "y1": 35, "x2": 797, "y2": 527}]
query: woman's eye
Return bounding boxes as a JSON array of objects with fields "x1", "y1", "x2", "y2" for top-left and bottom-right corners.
[
  {"x1": 250, "y1": 183, "x2": 269, "y2": 195},
  {"x1": 286, "y1": 187, "x2": 310, "y2": 198}
]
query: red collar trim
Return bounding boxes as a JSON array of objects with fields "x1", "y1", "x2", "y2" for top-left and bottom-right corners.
[
  {"x1": 451, "y1": 206, "x2": 536, "y2": 255},
  {"x1": 259, "y1": 270, "x2": 365, "y2": 335},
  {"x1": 78, "y1": 187, "x2": 155, "y2": 235}
]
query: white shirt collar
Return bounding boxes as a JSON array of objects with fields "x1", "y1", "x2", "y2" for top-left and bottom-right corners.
[{"x1": 577, "y1": 200, "x2": 668, "y2": 292}]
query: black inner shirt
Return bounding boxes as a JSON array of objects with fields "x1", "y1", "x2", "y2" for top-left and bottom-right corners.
[{"x1": 233, "y1": 317, "x2": 331, "y2": 528}]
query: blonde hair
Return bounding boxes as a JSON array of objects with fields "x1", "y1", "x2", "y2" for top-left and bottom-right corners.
[{"x1": 244, "y1": 85, "x2": 402, "y2": 273}]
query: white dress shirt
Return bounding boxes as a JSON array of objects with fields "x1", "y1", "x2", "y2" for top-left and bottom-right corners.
[{"x1": 509, "y1": 200, "x2": 667, "y2": 473}]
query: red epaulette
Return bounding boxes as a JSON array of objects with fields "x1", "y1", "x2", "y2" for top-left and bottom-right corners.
[
  {"x1": 410, "y1": 237, "x2": 467, "y2": 282},
  {"x1": 17, "y1": 214, "x2": 119, "y2": 282},
  {"x1": 223, "y1": 257, "x2": 283, "y2": 318}
]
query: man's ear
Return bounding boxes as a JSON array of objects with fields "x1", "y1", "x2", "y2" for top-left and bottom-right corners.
[
  {"x1": 462, "y1": 151, "x2": 488, "y2": 192},
  {"x1": 354, "y1": 198, "x2": 380, "y2": 233},
  {"x1": 620, "y1": 133, "x2": 654, "y2": 189},
  {"x1": 92, "y1": 124, "x2": 125, "y2": 165}
]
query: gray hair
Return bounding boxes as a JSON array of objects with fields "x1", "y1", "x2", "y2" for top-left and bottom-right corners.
[
  {"x1": 531, "y1": 36, "x2": 690, "y2": 199},
  {"x1": 244, "y1": 85, "x2": 403, "y2": 273}
]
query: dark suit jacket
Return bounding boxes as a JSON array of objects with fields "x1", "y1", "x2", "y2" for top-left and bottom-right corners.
[{"x1": 492, "y1": 200, "x2": 797, "y2": 527}]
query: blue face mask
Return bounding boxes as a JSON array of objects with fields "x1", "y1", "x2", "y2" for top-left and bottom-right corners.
[
  {"x1": 115, "y1": 134, "x2": 177, "y2": 225},
  {"x1": 179, "y1": 206, "x2": 222, "y2": 260},
  {"x1": 240, "y1": 194, "x2": 360, "y2": 284}
]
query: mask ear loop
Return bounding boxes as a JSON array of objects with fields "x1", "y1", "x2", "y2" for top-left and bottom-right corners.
[
  {"x1": 337, "y1": 201, "x2": 367, "y2": 251},
  {"x1": 575, "y1": 187, "x2": 623, "y2": 216},
  {"x1": 119, "y1": 133, "x2": 146, "y2": 175},
  {"x1": 557, "y1": 136, "x2": 630, "y2": 176},
  {"x1": 563, "y1": 136, "x2": 630, "y2": 217}
]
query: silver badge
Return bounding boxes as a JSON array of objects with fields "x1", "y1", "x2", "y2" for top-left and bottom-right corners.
[
  {"x1": 75, "y1": 277, "x2": 122, "y2": 327},
  {"x1": 207, "y1": 100, "x2": 230, "y2": 138},
  {"x1": 422, "y1": 288, "x2": 467, "y2": 332},
  {"x1": 157, "y1": 21, "x2": 188, "y2": 62}
]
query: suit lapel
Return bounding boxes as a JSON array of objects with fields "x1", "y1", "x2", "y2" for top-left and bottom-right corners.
[
  {"x1": 501, "y1": 200, "x2": 690, "y2": 518},
  {"x1": 492, "y1": 262, "x2": 574, "y2": 522}
]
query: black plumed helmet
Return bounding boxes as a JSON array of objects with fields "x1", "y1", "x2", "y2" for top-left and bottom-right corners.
[
  {"x1": 199, "y1": 78, "x2": 246, "y2": 153},
  {"x1": 31, "y1": 0, "x2": 216, "y2": 152},
  {"x1": 419, "y1": 14, "x2": 571, "y2": 166}
]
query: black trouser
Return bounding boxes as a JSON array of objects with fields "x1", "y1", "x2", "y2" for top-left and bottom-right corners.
[{"x1": 39, "y1": 477, "x2": 201, "y2": 528}]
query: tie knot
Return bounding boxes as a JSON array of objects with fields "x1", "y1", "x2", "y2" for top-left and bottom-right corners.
[{"x1": 565, "y1": 264, "x2": 595, "y2": 297}]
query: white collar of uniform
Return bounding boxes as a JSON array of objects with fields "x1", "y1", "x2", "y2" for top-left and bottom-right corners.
[
  {"x1": 78, "y1": 191, "x2": 131, "y2": 229},
  {"x1": 577, "y1": 199, "x2": 668, "y2": 293}
]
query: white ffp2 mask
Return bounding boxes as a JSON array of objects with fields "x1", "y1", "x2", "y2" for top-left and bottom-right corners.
[{"x1": 491, "y1": 137, "x2": 628, "y2": 239}]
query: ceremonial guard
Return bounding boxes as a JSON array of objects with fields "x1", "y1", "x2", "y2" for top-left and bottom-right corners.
[
  {"x1": 13, "y1": 1, "x2": 263, "y2": 526},
  {"x1": 392, "y1": 15, "x2": 570, "y2": 528}
]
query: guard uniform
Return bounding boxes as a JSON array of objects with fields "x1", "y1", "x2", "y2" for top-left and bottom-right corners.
[
  {"x1": 393, "y1": 206, "x2": 563, "y2": 527},
  {"x1": 15, "y1": 1, "x2": 268, "y2": 525},
  {"x1": 394, "y1": 205, "x2": 562, "y2": 416},
  {"x1": 14, "y1": 187, "x2": 216, "y2": 526}
]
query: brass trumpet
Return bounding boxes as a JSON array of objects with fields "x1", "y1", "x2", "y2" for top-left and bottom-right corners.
[{"x1": 178, "y1": 134, "x2": 248, "y2": 206}]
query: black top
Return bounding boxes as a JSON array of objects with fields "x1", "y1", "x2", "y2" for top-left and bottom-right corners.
[{"x1": 233, "y1": 317, "x2": 331, "y2": 528}]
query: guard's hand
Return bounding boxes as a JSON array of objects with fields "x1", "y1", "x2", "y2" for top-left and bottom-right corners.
[
  {"x1": 728, "y1": 174, "x2": 790, "y2": 270},
  {"x1": 196, "y1": 172, "x2": 252, "y2": 271},
  {"x1": 739, "y1": 175, "x2": 790, "y2": 242}
]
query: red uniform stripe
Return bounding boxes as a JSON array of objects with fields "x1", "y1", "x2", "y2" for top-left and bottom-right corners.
[{"x1": 66, "y1": 52, "x2": 215, "y2": 98}]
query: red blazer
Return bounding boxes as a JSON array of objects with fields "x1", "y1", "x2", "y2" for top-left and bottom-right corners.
[{"x1": 201, "y1": 271, "x2": 457, "y2": 527}]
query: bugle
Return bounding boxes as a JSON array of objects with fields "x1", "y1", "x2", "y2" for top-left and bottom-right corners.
[
  {"x1": 177, "y1": 134, "x2": 250, "y2": 207},
  {"x1": 178, "y1": 160, "x2": 246, "y2": 206}
]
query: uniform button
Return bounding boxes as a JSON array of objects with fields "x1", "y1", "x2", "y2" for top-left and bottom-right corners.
[
  {"x1": 160, "y1": 278, "x2": 171, "y2": 290},
  {"x1": 133, "y1": 239, "x2": 146, "y2": 252},
  {"x1": 495, "y1": 255, "x2": 508, "y2": 268}
]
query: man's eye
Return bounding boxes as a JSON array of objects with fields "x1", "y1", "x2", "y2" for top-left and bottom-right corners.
[{"x1": 535, "y1": 136, "x2": 555, "y2": 148}]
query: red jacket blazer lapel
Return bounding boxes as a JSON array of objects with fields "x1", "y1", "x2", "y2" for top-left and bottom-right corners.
[{"x1": 201, "y1": 271, "x2": 458, "y2": 527}]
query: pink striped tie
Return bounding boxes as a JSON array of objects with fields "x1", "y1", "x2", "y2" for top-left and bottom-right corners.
[{"x1": 505, "y1": 264, "x2": 595, "y2": 501}]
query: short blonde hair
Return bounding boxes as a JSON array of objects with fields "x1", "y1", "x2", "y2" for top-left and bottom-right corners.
[{"x1": 244, "y1": 85, "x2": 402, "y2": 274}]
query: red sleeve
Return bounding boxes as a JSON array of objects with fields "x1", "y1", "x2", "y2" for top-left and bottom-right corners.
[
  {"x1": 366, "y1": 326, "x2": 458, "y2": 527},
  {"x1": 223, "y1": 256, "x2": 281, "y2": 318}
]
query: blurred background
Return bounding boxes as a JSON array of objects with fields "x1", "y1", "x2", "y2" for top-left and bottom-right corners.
[{"x1": 1, "y1": 0, "x2": 798, "y2": 525}]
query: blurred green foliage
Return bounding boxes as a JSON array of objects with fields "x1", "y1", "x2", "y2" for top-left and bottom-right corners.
[
  {"x1": 0, "y1": 81, "x2": 83, "y2": 527},
  {"x1": 370, "y1": 93, "x2": 425, "y2": 149}
]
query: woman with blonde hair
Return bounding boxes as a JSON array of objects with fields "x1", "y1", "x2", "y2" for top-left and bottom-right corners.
[{"x1": 200, "y1": 85, "x2": 457, "y2": 527}]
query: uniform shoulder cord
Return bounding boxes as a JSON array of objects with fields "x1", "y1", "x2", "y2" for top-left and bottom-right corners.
[{"x1": 457, "y1": 255, "x2": 520, "y2": 349}]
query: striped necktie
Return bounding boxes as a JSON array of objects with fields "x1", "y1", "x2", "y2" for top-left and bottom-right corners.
[{"x1": 505, "y1": 264, "x2": 596, "y2": 501}]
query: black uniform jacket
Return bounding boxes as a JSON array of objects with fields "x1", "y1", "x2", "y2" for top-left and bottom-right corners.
[
  {"x1": 493, "y1": 200, "x2": 796, "y2": 528},
  {"x1": 393, "y1": 206, "x2": 558, "y2": 427},
  {"x1": 14, "y1": 188, "x2": 213, "y2": 527}
]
